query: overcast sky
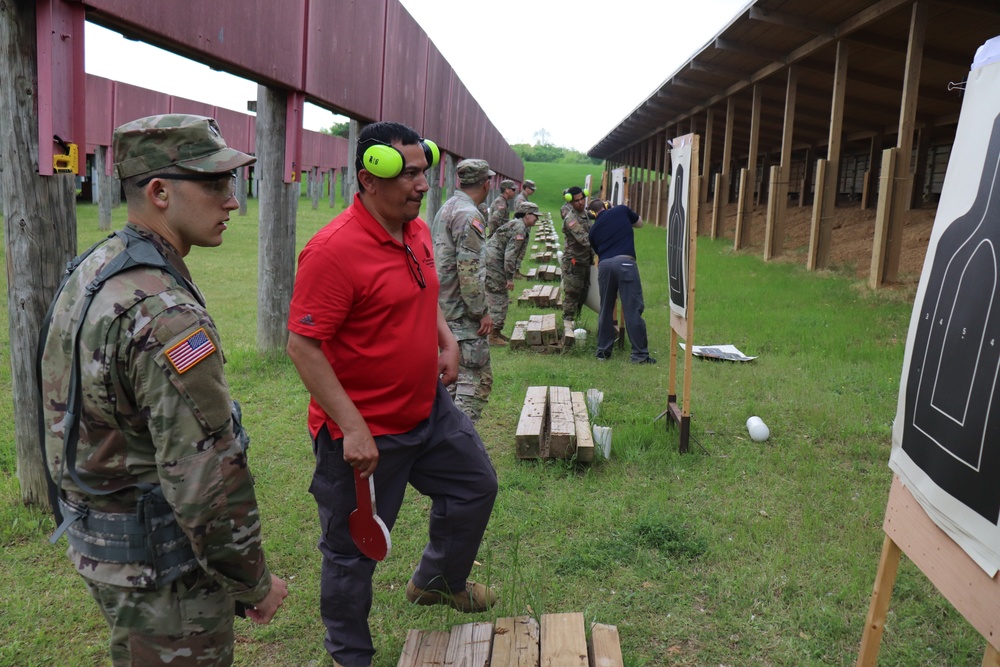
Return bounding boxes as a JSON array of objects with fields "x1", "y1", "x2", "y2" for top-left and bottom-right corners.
[{"x1": 84, "y1": 0, "x2": 748, "y2": 153}]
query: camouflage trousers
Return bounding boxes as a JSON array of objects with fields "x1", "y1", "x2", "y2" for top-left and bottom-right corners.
[
  {"x1": 85, "y1": 569, "x2": 235, "y2": 666},
  {"x1": 561, "y1": 256, "x2": 591, "y2": 321},
  {"x1": 448, "y1": 336, "x2": 493, "y2": 423},
  {"x1": 484, "y1": 272, "x2": 510, "y2": 331}
]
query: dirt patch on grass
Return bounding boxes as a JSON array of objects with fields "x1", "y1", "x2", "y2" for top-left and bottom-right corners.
[{"x1": 704, "y1": 202, "x2": 936, "y2": 287}]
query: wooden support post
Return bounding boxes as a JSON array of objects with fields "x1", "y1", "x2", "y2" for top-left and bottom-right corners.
[
  {"x1": 255, "y1": 84, "x2": 298, "y2": 353},
  {"x1": 711, "y1": 173, "x2": 722, "y2": 239},
  {"x1": 882, "y1": 1, "x2": 928, "y2": 284},
  {"x1": 869, "y1": 148, "x2": 898, "y2": 288},
  {"x1": 701, "y1": 107, "x2": 714, "y2": 205},
  {"x1": 0, "y1": 0, "x2": 78, "y2": 507},
  {"x1": 237, "y1": 165, "x2": 248, "y2": 215},
  {"x1": 721, "y1": 97, "x2": 735, "y2": 205},
  {"x1": 856, "y1": 535, "x2": 902, "y2": 667},
  {"x1": 807, "y1": 159, "x2": 829, "y2": 271},
  {"x1": 311, "y1": 166, "x2": 320, "y2": 209},
  {"x1": 426, "y1": 159, "x2": 442, "y2": 222},
  {"x1": 764, "y1": 165, "x2": 782, "y2": 260},
  {"x1": 346, "y1": 119, "x2": 360, "y2": 202},
  {"x1": 95, "y1": 145, "x2": 115, "y2": 231},
  {"x1": 734, "y1": 167, "x2": 749, "y2": 250},
  {"x1": 444, "y1": 153, "x2": 457, "y2": 201}
]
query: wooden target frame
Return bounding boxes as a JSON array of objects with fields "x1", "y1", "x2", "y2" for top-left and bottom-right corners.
[{"x1": 664, "y1": 134, "x2": 700, "y2": 453}]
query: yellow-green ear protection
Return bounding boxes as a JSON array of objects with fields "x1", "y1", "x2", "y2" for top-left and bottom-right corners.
[
  {"x1": 359, "y1": 138, "x2": 440, "y2": 179},
  {"x1": 563, "y1": 188, "x2": 591, "y2": 202}
]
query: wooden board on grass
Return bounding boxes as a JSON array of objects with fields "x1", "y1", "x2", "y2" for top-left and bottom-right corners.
[
  {"x1": 540, "y1": 613, "x2": 588, "y2": 667},
  {"x1": 397, "y1": 629, "x2": 450, "y2": 667},
  {"x1": 571, "y1": 391, "x2": 594, "y2": 463},
  {"x1": 548, "y1": 386, "x2": 576, "y2": 459},
  {"x1": 515, "y1": 386, "x2": 548, "y2": 459},
  {"x1": 588, "y1": 623, "x2": 624, "y2": 667},
  {"x1": 490, "y1": 616, "x2": 540, "y2": 667},
  {"x1": 509, "y1": 321, "x2": 527, "y2": 350},
  {"x1": 445, "y1": 622, "x2": 492, "y2": 667},
  {"x1": 527, "y1": 315, "x2": 544, "y2": 346}
]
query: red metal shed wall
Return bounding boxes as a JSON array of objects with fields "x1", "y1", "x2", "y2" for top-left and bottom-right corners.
[
  {"x1": 84, "y1": 0, "x2": 305, "y2": 88},
  {"x1": 381, "y1": 1, "x2": 428, "y2": 132},
  {"x1": 114, "y1": 82, "x2": 171, "y2": 127},
  {"x1": 213, "y1": 107, "x2": 252, "y2": 154},
  {"x1": 422, "y1": 44, "x2": 452, "y2": 151},
  {"x1": 85, "y1": 74, "x2": 114, "y2": 150},
  {"x1": 306, "y1": 0, "x2": 385, "y2": 122}
]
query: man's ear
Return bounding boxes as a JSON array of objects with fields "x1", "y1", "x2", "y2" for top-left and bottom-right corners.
[{"x1": 357, "y1": 168, "x2": 376, "y2": 194}]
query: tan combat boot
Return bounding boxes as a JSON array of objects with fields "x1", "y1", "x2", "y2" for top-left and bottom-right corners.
[{"x1": 488, "y1": 328, "x2": 508, "y2": 346}]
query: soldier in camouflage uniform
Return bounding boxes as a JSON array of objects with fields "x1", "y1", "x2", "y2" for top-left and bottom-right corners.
[
  {"x1": 484, "y1": 201, "x2": 540, "y2": 345},
  {"x1": 511, "y1": 179, "x2": 536, "y2": 211},
  {"x1": 561, "y1": 186, "x2": 594, "y2": 323},
  {"x1": 38, "y1": 114, "x2": 287, "y2": 667},
  {"x1": 432, "y1": 159, "x2": 496, "y2": 423},
  {"x1": 487, "y1": 179, "x2": 517, "y2": 236}
]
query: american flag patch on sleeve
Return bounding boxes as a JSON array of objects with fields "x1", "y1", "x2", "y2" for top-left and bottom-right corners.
[
  {"x1": 165, "y1": 328, "x2": 217, "y2": 374},
  {"x1": 471, "y1": 218, "x2": 485, "y2": 237}
]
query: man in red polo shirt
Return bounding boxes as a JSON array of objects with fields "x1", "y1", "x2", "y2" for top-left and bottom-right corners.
[{"x1": 286, "y1": 121, "x2": 498, "y2": 667}]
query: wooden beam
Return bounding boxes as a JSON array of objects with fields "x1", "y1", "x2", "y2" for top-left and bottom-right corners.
[
  {"x1": 748, "y1": 6, "x2": 835, "y2": 35},
  {"x1": 701, "y1": 107, "x2": 715, "y2": 204},
  {"x1": 714, "y1": 37, "x2": 786, "y2": 64},
  {"x1": 883, "y1": 0, "x2": 928, "y2": 284},
  {"x1": 721, "y1": 97, "x2": 735, "y2": 204}
]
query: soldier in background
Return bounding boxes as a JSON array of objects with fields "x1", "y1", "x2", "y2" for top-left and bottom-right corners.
[
  {"x1": 432, "y1": 159, "x2": 496, "y2": 423},
  {"x1": 561, "y1": 185, "x2": 594, "y2": 324},
  {"x1": 487, "y1": 178, "x2": 517, "y2": 235},
  {"x1": 39, "y1": 114, "x2": 287, "y2": 666},
  {"x1": 560, "y1": 187, "x2": 573, "y2": 221},
  {"x1": 484, "y1": 200, "x2": 540, "y2": 345},
  {"x1": 512, "y1": 179, "x2": 536, "y2": 210}
]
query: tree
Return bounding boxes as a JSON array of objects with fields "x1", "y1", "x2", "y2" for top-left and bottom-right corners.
[
  {"x1": 323, "y1": 121, "x2": 350, "y2": 138},
  {"x1": 533, "y1": 128, "x2": 551, "y2": 146}
]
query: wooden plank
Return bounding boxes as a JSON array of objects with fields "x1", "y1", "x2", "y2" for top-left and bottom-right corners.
[
  {"x1": 515, "y1": 386, "x2": 548, "y2": 459},
  {"x1": 398, "y1": 629, "x2": 424, "y2": 667},
  {"x1": 547, "y1": 387, "x2": 576, "y2": 459},
  {"x1": 882, "y1": 477, "x2": 1000, "y2": 650},
  {"x1": 526, "y1": 315, "x2": 544, "y2": 346},
  {"x1": 518, "y1": 288, "x2": 533, "y2": 307},
  {"x1": 539, "y1": 285, "x2": 553, "y2": 306},
  {"x1": 541, "y1": 313, "x2": 558, "y2": 346},
  {"x1": 540, "y1": 613, "x2": 588, "y2": 667},
  {"x1": 397, "y1": 629, "x2": 451, "y2": 667},
  {"x1": 571, "y1": 392, "x2": 594, "y2": 463},
  {"x1": 445, "y1": 621, "x2": 493, "y2": 667},
  {"x1": 510, "y1": 321, "x2": 528, "y2": 350},
  {"x1": 588, "y1": 623, "x2": 624, "y2": 667},
  {"x1": 563, "y1": 321, "x2": 575, "y2": 349},
  {"x1": 491, "y1": 616, "x2": 540, "y2": 667}
]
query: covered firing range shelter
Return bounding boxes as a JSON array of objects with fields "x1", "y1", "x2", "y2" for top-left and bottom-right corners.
[{"x1": 588, "y1": 0, "x2": 1000, "y2": 288}]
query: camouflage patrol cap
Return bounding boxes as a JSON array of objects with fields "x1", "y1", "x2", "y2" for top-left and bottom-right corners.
[
  {"x1": 457, "y1": 159, "x2": 495, "y2": 185},
  {"x1": 523, "y1": 180, "x2": 536, "y2": 190},
  {"x1": 516, "y1": 201, "x2": 540, "y2": 216},
  {"x1": 500, "y1": 179, "x2": 516, "y2": 191},
  {"x1": 113, "y1": 114, "x2": 255, "y2": 180}
]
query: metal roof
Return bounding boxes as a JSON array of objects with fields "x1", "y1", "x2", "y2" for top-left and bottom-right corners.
[{"x1": 589, "y1": 0, "x2": 1000, "y2": 160}]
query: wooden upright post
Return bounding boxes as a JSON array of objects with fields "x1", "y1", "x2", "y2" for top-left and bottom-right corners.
[
  {"x1": 721, "y1": 97, "x2": 735, "y2": 205},
  {"x1": 346, "y1": 119, "x2": 361, "y2": 202},
  {"x1": 0, "y1": 0, "x2": 78, "y2": 507},
  {"x1": 701, "y1": 107, "x2": 714, "y2": 205},
  {"x1": 95, "y1": 146, "x2": 115, "y2": 231},
  {"x1": 255, "y1": 84, "x2": 298, "y2": 353}
]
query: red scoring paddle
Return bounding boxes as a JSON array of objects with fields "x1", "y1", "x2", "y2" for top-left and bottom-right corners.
[{"x1": 349, "y1": 468, "x2": 392, "y2": 561}]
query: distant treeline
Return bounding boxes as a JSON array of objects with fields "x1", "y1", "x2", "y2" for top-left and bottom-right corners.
[{"x1": 323, "y1": 122, "x2": 599, "y2": 166}]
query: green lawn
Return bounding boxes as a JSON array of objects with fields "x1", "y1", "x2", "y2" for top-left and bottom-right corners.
[{"x1": 0, "y1": 166, "x2": 985, "y2": 666}]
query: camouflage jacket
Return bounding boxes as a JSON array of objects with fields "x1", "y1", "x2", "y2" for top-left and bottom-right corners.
[
  {"x1": 484, "y1": 218, "x2": 529, "y2": 282},
  {"x1": 431, "y1": 190, "x2": 488, "y2": 339},
  {"x1": 562, "y1": 208, "x2": 594, "y2": 262},
  {"x1": 487, "y1": 195, "x2": 510, "y2": 235},
  {"x1": 512, "y1": 192, "x2": 528, "y2": 211},
  {"x1": 560, "y1": 202, "x2": 572, "y2": 222},
  {"x1": 39, "y1": 223, "x2": 271, "y2": 600}
]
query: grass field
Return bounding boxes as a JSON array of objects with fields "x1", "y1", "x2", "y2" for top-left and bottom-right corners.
[{"x1": 0, "y1": 163, "x2": 986, "y2": 666}]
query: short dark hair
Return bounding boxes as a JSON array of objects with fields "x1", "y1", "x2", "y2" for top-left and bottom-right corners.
[
  {"x1": 587, "y1": 199, "x2": 608, "y2": 216},
  {"x1": 355, "y1": 121, "x2": 422, "y2": 192},
  {"x1": 567, "y1": 186, "x2": 585, "y2": 199}
]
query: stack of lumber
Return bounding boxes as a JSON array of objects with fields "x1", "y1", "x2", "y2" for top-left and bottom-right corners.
[
  {"x1": 510, "y1": 314, "x2": 575, "y2": 353},
  {"x1": 517, "y1": 284, "x2": 562, "y2": 308},
  {"x1": 515, "y1": 385, "x2": 595, "y2": 462},
  {"x1": 397, "y1": 613, "x2": 623, "y2": 667}
]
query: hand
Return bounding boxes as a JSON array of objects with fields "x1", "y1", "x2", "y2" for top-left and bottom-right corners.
[
  {"x1": 438, "y1": 341, "x2": 459, "y2": 386},
  {"x1": 477, "y1": 314, "x2": 494, "y2": 336},
  {"x1": 342, "y1": 424, "x2": 379, "y2": 477},
  {"x1": 505, "y1": 280, "x2": 514, "y2": 291},
  {"x1": 245, "y1": 574, "x2": 288, "y2": 625}
]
